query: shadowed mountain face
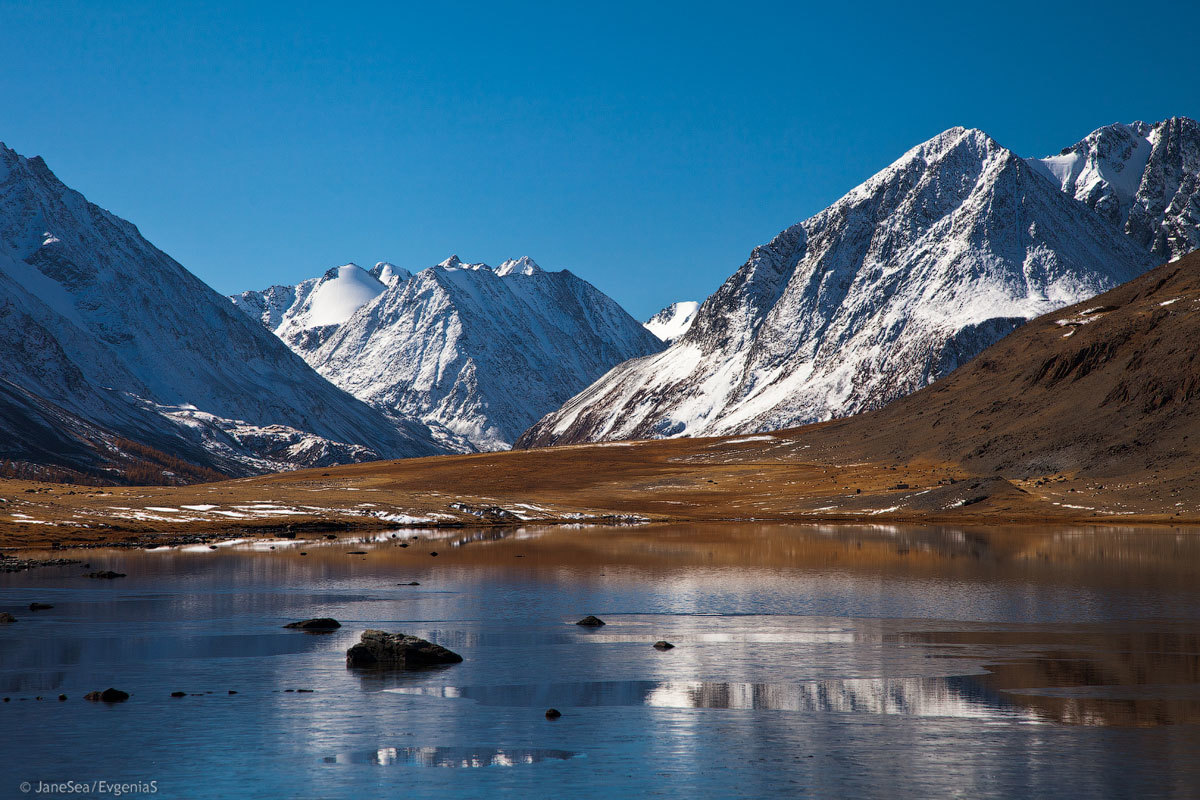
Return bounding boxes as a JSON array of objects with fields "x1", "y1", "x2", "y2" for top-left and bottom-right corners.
[
  {"x1": 519, "y1": 127, "x2": 1158, "y2": 448},
  {"x1": 0, "y1": 143, "x2": 448, "y2": 482}
]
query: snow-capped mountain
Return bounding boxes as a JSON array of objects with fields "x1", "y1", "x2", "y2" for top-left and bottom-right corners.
[
  {"x1": 644, "y1": 301, "x2": 699, "y2": 343},
  {"x1": 517, "y1": 126, "x2": 1158, "y2": 447},
  {"x1": 1031, "y1": 117, "x2": 1200, "y2": 262},
  {"x1": 0, "y1": 142, "x2": 447, "y2": 480},
  {"x1": 235, "y1": 255, "x2": 665, "y2": 451}
]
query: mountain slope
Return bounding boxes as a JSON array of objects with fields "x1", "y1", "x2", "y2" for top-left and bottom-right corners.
[
  {"x1": 237, "y1": 255, "x2": 666, "y2": 451},
  {"x1": 797, "y1": 248, "x2": 1200, "y2": 489},
  {"x1": 519, "y1": 127, "x2": 1156, "y2": 447},
  {"x1": 0, "y1": 142, "x2": 447, "y2": 479},
  {"x1": 1031, "y1": 117, "x2": 1200, "y2": 262}
]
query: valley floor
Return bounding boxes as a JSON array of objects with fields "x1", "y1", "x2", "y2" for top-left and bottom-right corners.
[{"x1": 1, "y1": 425, "x2": 1193, "y2": 550}]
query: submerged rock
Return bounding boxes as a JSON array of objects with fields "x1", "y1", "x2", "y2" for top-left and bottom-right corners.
[
  {"x1": 84, "y1": 688, "x2": 129, "y2": 703},
  {"x1": 283, "y1": 618, "x2": 342, "y2": 631},
  {"x1": 653, "y1": 640, "x2": 675, "y2": 650},
  {"x1": 346, "y1": 630, "x2": 463, "y2": 668},
  {"x1": 575, "y1": 615, "x2": 606, "y2": 627},
  {"x1": 28, "y1": 602, "x2": 53, "y2": 611}
]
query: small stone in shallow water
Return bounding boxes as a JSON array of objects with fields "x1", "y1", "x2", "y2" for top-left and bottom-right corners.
[
  {"x1": 283, "y1": 618, "x2": 341, "y2": 630},
  {"x1": 84, "y1": 688, "x2": 129, "y2": 703},
  {"x1": 0, "y1": 612, "x2": 16, "y2": 624},
  {"x1": 429, "y1": 552, "x2": 438, "y2": 557},
  {"x1": 87, "y1": 571, "x2": 126, "y2": 579},
  {"x1": 208, "y1": 545, "x2": 218, "y2": 550},
  {"x1": 653, "y1": 641, "x2": 675, "y2": 650},
  {"x1": 170, "y1": 691, "x2": 186, "y2": 698},
  {"x1": 58, "y1": 694, "x2": 66, "y2": 701},
  {"x1": 347, "y1": 551, "x2": 367, "y2": 555},
  {"x1": 545, "y1": 708, "x2": 562, "y2": 720},
  {"x1": 228, "y1": 690, "x2": 237, "y2": 695},
  {"x1": 575, "y1": 615, "x2": 606, "y2": 627}
]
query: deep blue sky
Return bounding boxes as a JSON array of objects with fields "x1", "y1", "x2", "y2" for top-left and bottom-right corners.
[{"x1": 2, "y1": 1, "x2": 1198, "y2": 319}]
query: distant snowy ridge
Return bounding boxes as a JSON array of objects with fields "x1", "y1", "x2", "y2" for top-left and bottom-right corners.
[
  {"x1": 1030, "y1": 117, "x2": 1200, "y2": 261},
  {"x1": 0, "y1": 141, "x2": 449, "y2": 480},
  {"x1": 233, "y1": 254, "x2": 664, "y2": 452},
  {"x1": 644, "y1": 301, "x2": 699, "y2": 343},
  {"x1": 518, "y1": 125, "x2": 1161, "y2": 447}
]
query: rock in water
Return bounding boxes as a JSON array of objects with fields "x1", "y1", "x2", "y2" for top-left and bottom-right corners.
[
  {"x1": 576, "y1": 615, "x2": 606, "y2": 627},
  {"x1": 0, "y1": 612, "x2": 16, "y2": 624},
  {"x1": 345, "y1": 630, "x2": 463, "y2": 668},
  {"x1": 283, "y1": 618, "x2": 342, "y2": 630},
  {"x1": 29, "y1": 602, "x2": 53, "y2": 611},
  {"x1": 87, "y1": 571, "x2": 126, "y2": 579},
  {"x1": 653, "y1": 640, "x2": 675, "y2": 650},
  {"x1": 84, "y1": 688, "x2": 130, "y2": 703},
  {"x1": 545, "y1": 708, "x2": 562, "y2": 720}
]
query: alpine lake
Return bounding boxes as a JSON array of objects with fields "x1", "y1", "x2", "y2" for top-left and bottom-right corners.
[{"x1": 2, "y1": 523, "x2": 1199, "y2": 799}]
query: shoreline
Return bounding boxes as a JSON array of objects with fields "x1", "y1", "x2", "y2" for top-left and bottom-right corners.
[{"x1": 5, "y1": 426, "x2": 1198, "y2": 552}]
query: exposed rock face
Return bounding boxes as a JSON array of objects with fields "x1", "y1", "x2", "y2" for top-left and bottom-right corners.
[
  {"x1": 345, "y1": 630, "x2": 463, "y2": 668},
  {"x1": 519, "y1": 127, "x2": 1156, "y2": 446}
]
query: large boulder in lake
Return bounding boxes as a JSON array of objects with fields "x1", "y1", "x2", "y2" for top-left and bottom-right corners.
[{"x1": 346, "y1": 630, "x2": 463, "y2": 668}]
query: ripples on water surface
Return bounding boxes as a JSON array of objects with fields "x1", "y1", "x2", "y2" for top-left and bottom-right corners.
[{"x1": 2, "y1": 523, "x2": 1200, "y2": 798}]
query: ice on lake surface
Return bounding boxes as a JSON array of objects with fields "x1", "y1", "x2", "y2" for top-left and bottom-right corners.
[{"x1": 2, "y1": 523, "x2": 1200, "y2": 799}]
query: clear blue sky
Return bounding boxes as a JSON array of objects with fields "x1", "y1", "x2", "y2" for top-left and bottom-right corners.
[{"x1": 2, "y1": 0, "x2": 1198, "y2": 319}]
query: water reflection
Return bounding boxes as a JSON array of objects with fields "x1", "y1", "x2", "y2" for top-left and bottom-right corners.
[
  {"x1": 386, "y1": 676, "x2": 1032, "y2": 721},
  {"x1": 324, "y1": 746, "x2": 579, "y2": 767}
]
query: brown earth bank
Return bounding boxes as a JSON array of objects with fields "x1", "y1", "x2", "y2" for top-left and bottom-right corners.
[{"x1": 5, "y1": 252, "x2": 1200, "y2": 550}]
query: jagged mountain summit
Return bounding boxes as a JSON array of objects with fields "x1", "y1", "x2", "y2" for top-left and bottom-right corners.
[
  {"x1": 1031, "y1": 116, "x2": 1200, "y2": 262},
  {"x1": 518, "y1": 126, "x2": 1159, "y2": 447},
  {"x1": 234, "y1": 255, "x2": 665, "y2": 452},
  {"x1": 644, "y1": 301, "x2": 699, "y2": 343},
  {"x1": 0, "y1": 142, "x2": 447, "y2": 481}
]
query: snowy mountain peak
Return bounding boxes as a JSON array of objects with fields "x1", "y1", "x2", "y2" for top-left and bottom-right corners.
[
  {"x1": 518, "y1": 124, "x2": 1157, "y2": 448},
  {"x1": 0, "y1": 143, "x2": 447, "y2": 478},
  {"x1": 1032, "y1": 117, "x2": 1200, "y2": 261},
  {"x1": 495, "y1": 256, "x2": 542, "y2": 276},
  {"x1": 296, "y1": 263, "x2": 385, "y2": 328},
  {"x1": 370, "y1": 261, "x2": 412, "y2": 286},
  {"x1": 644, "y1": 301, "x2": 699, "y2": 343}
]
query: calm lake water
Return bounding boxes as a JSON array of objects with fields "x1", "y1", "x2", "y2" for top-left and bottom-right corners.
[{"x1": 2, "y1": 523, "x2": 1199, "y2": 799}]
